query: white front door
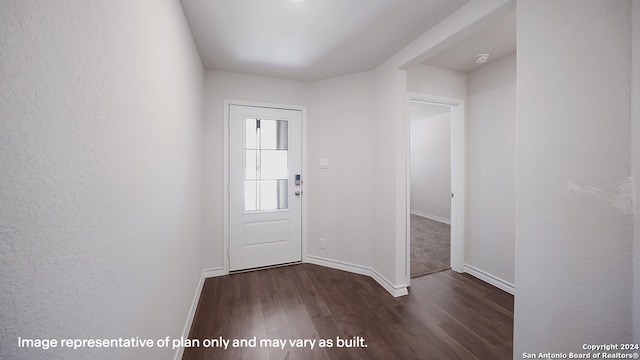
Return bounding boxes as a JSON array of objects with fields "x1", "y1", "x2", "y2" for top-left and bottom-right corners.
[{"x1": 228, "y1": 104, "x2": 302, "y2": 271}]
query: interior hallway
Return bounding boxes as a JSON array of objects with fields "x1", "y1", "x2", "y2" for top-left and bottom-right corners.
[{"x1": 2, "y1": 1, "x2": 638, "y2": 359}]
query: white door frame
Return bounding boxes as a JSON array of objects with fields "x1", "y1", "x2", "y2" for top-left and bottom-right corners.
[
  {"x1": 406, "y1": 93, "x2": 465, "y2": 284},
  {"x1": 223, "y1": 99, "x2": 307, "y2": 274}
]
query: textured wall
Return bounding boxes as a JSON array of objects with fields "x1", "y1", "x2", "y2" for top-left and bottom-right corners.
[
  {"x1": 515, "y1": 0, "x2": 632, "y2": 355},
  {"x1": 0, "y1": 1, "x2": 204, "y2": 359}
]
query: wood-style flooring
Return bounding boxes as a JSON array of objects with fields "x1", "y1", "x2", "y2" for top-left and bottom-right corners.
[{"x1": 183, "y1": 263, "x2": 513, "y2": 360}]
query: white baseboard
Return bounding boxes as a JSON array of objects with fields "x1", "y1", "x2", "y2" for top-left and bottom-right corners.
[
  {"x1": 306, "y1": 255, "x2": 408, "y2": 297},
  {"x1": 370, "y1": 268, "x2": 409, "y2": 297},
  {"x1": 174, "y1": 267, "x2": 224, "y2": 360},
  {"x1": 410, "y1": 210, "x2": 451, "y2": 225},
  {"x1": 464, "y1": 264, "x2": 515, "y2": 295},
  {"x1": 305, "y1": 255, "x2": 370, "y2": 276},
  {"x1": 203, "y1": 267, "x2": 225, "y2": 278}
]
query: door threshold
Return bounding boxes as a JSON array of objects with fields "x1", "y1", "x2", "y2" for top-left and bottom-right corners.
[{"x1": 229, "y1": 261, "x2": 302, "y2": 274}]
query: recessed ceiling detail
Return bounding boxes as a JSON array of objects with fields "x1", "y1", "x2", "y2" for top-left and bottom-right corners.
[
  {"x1": 181, "y1": 0, "x2": 469, "y2": 81},
  {"x1": 421, "y1": 10, "x2": 516, "y2": 73}
]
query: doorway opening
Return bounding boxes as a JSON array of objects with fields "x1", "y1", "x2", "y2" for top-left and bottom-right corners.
[
  {"x1": 409, "y1": 102, "x2": 452, "y2": 278},
  {"x1": 406, "y1": 94, "x2": 465, "y2": 284}
]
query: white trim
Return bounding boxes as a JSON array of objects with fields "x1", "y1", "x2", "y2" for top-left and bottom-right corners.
[
  {"x1": 223, "y1": 101, "x2": 230, "y2": 274},
  {"x1": 306, "y1": 256, "x2": 409, "y2": 297},
  {"x1": 449, "y1": 100, "x2": 466, "y2": 273},
  {"x1": 306, "y1": 255, "x2": 371, "y2": 276},
  {"x1": 464, "y1": 264, "x2": 515, "y2": 295},
  {"x1": 203, "y1": 267, "x2": 225, "y2": 278},
  {"x1": 223, "y1": 100, "x2": 306, "y2": 275},
  {"x1": 406, "y1": 93, "x2": 466, "y2": 281},
  {"x1": 301, "y1": 106, "x2": 308, "y2": 264},
  {"x1": 410, "y1": 210, "x2": 451, "y2": 225},
  {"x1": 173, "y1": 267, "x2": 224, "y2": 360},
  {"x1": 371, "y1": 269, "x2": 409, "y2": 297}
]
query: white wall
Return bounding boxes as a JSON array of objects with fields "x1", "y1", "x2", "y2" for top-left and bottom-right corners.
[
  {"x1": 406, "y1": 57, "x2": 516, "y2": 289},
  {"x1": 466, "y1": 53, "x2": 516, "y2": 286},
  {"x1": 306, "y1": 71, "x2": 374, "y2": 267},
  {"x1": 202, "y1": 71, "x2": 307, "y2": 271},
  {"x1": 410, "y1": 113, "x2": 452, "y2": 223},
  {"x1": 202, "y1": 70, "x2": 377, "y2": 275},
  {"x1": 0, "y1": 1, "x2": 204, "y2": 359},
  {"x1": 372, "y1": 64, "x2": 409, "y2": 288},
  {"x1": 515, "y1": 0, "x2": 633, "y2": 355},
  {"x1": 407, "y1": 65, "x2": 467, "y2": 99},
  {"x1": 370, "y1": 0, "x2": 501, "y2": 286}
]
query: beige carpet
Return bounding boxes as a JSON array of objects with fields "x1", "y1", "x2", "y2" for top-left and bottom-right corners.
[{"x1": 410, "y1": 214, "x2": 450, "y2": 278}]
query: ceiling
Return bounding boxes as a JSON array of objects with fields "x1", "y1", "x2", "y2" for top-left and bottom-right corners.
[
  {"x1": 421, "y1": 10, "x2": 516, "y2": 73},
  {"x1": 180, "y1": 0, "x2": 469, "y2": 81}
]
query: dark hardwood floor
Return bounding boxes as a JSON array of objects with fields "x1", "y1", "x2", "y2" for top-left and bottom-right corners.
[{"x1": 183, "y1": 264, "x2": 513, "y2": 360}]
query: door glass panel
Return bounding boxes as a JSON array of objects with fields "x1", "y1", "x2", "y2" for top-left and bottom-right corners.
[
  {"x1": 244, "y1": 118, "x2": 289, "y2": 211},
  {"x1": 259, "y1": 150, "x2": 288, "y2": 179}
]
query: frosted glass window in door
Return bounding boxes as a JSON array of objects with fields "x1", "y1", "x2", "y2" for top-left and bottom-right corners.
[{"x1": 244, "y1": 118, "x2": 289, "y2": 211}]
